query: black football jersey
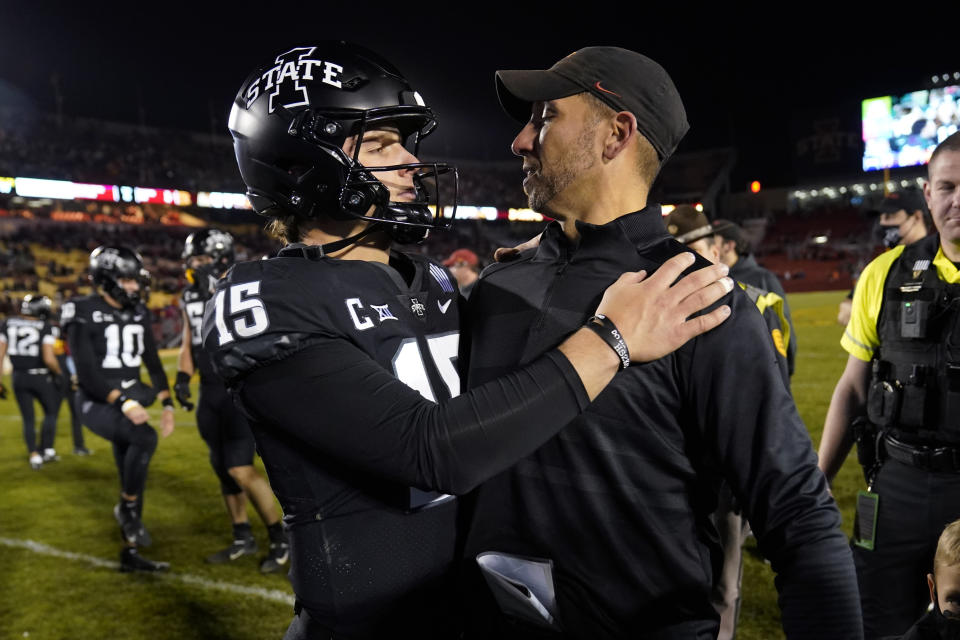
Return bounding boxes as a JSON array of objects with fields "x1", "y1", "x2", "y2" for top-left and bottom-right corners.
[
  {"x1": 1, "y1": 316, "x2": 58, "y2": 371},
  {"x1": 204, "y1": 248, "x2": 461, "y2": 401},
  {"x1": 202, "y1": 248, "x2": 463, "y2": 634},
  {"x1": 180, "y1": 286, "x2": 219, "y2": 382},
  {"x1": 61, "y1": 295, "x2": 155, "y2": 392}
]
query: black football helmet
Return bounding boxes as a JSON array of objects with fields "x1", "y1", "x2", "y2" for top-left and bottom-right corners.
[
  {"x1": 228, "y1": 41, "x2": 458, "y2": 248},
  {"x1": 89, "y1": 246, "x2": 150, "y2": 309},
  {"x1": 21, "y1": 294, "x2": 52, "y2": 319},
  {"x1": 182, "y1": 228, "x2": 235, "y2": 291}
]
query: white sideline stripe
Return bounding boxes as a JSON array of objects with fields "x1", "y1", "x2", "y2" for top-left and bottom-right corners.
[{"x1": 0, "y1": 537, "x2": 294, "y2": 605}]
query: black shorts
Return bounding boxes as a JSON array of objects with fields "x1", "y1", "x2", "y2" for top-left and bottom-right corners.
[{"x1": 197, "y1": 382, "x2": 255, "y2": 470}]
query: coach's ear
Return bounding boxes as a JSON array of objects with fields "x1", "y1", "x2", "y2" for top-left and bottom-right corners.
[{"x1": 601, "y1": 111, "x2": 638, "y2": 163}]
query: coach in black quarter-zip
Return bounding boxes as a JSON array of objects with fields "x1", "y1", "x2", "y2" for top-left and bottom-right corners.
[{"x1": 459, "y1": 46, "x2": 861, "y2": 640}]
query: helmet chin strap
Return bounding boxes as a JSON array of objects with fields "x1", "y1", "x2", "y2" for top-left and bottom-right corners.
[
  {"x1": 279, "y1": 223, "x2": 385, "y2": 259},
  {"x1": 317, "y1": 223, "x2": 384, "y2": 256}
]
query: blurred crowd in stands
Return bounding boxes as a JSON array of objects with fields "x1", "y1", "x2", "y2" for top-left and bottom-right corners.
[
  {"x1": 0, "y1": 107, "x2": 242, "y2": 193},
  {"x1": 0, "y1": 107, "x2": 527, "y2": 209}
]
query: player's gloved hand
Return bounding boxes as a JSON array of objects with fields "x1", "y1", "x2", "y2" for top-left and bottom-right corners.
[
  {"x1": 0, "y1": 381, "x2": 7, "y2": 400},
  {"x1": 594, "y1": 252, "x2": 733, "y2": 363},
  {"x1": 174, "y1": 371, "x2": 194, "y2": 411},
  {"x1": 70, "y1": 374, "x2": 79, "y2": 392}
]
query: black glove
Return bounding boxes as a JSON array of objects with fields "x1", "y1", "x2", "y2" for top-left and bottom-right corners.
[
  {"x1": 174, "y1": 371, "x2": 194, "y2": 411},
  {"x1": 0, "y1": 381, "x2": 7, "y2": 400}
]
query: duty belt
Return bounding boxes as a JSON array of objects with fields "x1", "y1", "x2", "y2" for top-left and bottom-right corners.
[
  {"x1": 883, "y1": 434, "x2": 960, "y2": 473},
  {"x1": 24, "y1": 368, "x2": 49, "y2": 375}
]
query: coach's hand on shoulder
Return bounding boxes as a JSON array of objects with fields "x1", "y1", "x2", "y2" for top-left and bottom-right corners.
[
  {"x1": 596, "y1": 252, "x2": 733, "y2": 362},
  {"x1": 494, "y1": 232, "x2": 543, "y2": 263}
]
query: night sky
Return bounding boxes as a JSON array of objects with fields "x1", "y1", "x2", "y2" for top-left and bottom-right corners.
[{"x1": 2, "y1": 3, "x2": 958, "y2": 189}]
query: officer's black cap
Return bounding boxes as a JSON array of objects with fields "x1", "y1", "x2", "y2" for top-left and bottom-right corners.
[
  {"x1": 495, "y1": 46, "x2": 689, "y2": 161},
  {"x1": 878, "y1": 187, "x2": 927, "y2": 215}
]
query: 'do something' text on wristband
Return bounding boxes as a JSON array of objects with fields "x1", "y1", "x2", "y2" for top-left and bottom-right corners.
[{"x1": 585, "y1": 314, "x2": 630, "y2": 369}]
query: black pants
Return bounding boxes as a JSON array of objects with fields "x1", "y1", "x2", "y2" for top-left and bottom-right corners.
[
  {"x1": 77, "y1": 389, "x2": 158, "y2": 497},
  {"x1": 57, "y1": 356, "x2": 85, "y2": 448},
  {"x1": 197, "y1": 382, "x2": 256, "y2": 495},
  {"x1": 853, "y1": 458, "x2": 960, "y2": 640},
  {"x1": 12, "y1": 370, "x2": 60, "y2": 454}
]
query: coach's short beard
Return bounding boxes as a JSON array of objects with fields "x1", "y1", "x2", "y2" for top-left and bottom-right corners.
[{"x1": 527, "y1": 126, "x2": 598, "y2": 215}]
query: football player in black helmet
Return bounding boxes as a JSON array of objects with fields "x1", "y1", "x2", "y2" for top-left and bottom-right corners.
[
  {"x1": 62, "y1": 245, "x2": 175, "y2": 572},
  {"x1": 176, "y1": 228, "x2": 288, "y2": 572},
  {"x1": 0, "y1": 294, "x2": 63, "y2": 469},
  {"x1": 204, "y1": 42, "x2": 731, "y2": 638}
]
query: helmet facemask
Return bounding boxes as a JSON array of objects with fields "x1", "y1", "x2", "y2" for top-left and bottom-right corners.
[{"x1": 261, "y1": 105, "x2": 458, "y2": 245}]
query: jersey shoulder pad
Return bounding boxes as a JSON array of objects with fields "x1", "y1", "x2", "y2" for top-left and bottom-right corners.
[
  {"x1": 60, "y1": 295, "x2": 98, "y2": 326},
  {"x1": 414, "y1": 254, "x2": 458, "y2": 296}
]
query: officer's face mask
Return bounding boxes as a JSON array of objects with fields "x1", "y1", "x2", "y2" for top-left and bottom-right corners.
[
  {"x1": 877, "y1": 214, "x2": 918, "y2": 249},
  {"x1": 933, "y1": 587, "x2": 960, "y2": 640}
]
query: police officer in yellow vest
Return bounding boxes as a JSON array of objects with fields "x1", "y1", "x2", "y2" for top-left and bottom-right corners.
[
  {"x1": 665, "y1": 204, "x2": 793, "y2": 640},
  {"x1": 819, "y1": 131, "x2": 960, "y2": 640}
]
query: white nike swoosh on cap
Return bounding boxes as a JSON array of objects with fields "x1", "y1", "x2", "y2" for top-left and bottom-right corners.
[
  {"x1": 121, "y1": 380, "x2": 136, "y2": 389},
  {"x1": 437, "y1": 299, "x2": 452, "y2": 314}
]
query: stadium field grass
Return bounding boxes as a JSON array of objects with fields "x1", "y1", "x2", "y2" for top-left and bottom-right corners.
[{"x1": 0, "y1": 290, "x2": 861, "y2": 639}]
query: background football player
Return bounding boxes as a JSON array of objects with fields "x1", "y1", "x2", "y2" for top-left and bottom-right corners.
[
  {"x1": 204, "y1": 41, "x2": 731, "y2": 638},
  {"x1": 0, "y1": 294, "x2": 63, "y2": 469},
  {"x1": 175, "y1": 228, "x2": 288, "y2": 572},
  {"x1": 61, "y1": 246, "x2": 175, "y2": 572},
  {"x1": 52, "y1": 330, "x2": 92, "y2": 456}
]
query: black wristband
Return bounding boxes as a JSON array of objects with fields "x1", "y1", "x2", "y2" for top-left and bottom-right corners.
[
  {"x1": 176, "y1": 371, "x2": 191, "y2": 386},
  {"x1": 113, "y1": 393, "x2": 129, "y2": 408},
  {"x1": 585, "y1": 314, "x2": 630, "y2": 370},
  {"x1": 162, "y1": 397, "x2": 175, "y2": 409}
]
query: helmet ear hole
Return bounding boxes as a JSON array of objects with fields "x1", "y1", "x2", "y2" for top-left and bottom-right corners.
[{"x1": 341, "y1": 189, "x2": 369, "y2": 215}]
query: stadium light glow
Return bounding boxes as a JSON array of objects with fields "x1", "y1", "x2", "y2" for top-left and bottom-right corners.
[
  {"x1": 15, "y1": 177, "x2": 118, "y2": 202},
  {"x1": 196, "y1": 191, "x2": 252, "y2": 210},
  {"x1": 750, "y1": 181, "x2": 761, "y2": 193},
  {"x1": 0, "y1": 177, "x2": 14, "y2": 194},
  {"x1": 812, "y1": 235, "x2": 828, "y2": 244},
  {"x1": 507, "y1": 208, "x2": 545, "y2": 222}
]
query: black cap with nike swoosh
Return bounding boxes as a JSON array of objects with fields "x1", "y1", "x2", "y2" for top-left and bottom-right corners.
[{"x1": 495, "y1": 46, "x2": 689, "y2": 161}]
